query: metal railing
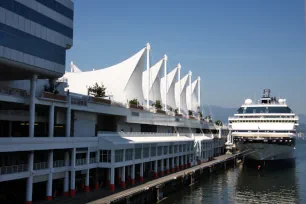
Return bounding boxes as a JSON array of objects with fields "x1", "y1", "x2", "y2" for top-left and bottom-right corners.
[
  {"x1": 90, "y1": 158, "x2": 96, "y2": 164},
  {"x1": 33, "y1": 162, "x2": 48, "y2": 170},
  {"x1": 0, "y1": 164, "x2": 28, "y2": 175},
  {"x1": 119, "y1": 132, "x2": 179, "y2": 137},
  {"x1": 53, "y1": 160, "x2": 65, "y2": 168},
  {"x1": 71, "y1": 96, "x2": 87, "y2": 106},
  {"x1": 76, "y1": 158, "x2": 87, "y2": 166}
]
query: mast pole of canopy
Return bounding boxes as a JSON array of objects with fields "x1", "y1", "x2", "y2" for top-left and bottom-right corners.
[
  {"x1": 164, "y1": 54, "x2": 168, "y2": 111},
  {"x1": 146, "y1": 43, "x2": 151, "y2": 109},
  {"x1": 177, "y1": 63, "x2": 181, "y2": 114}
]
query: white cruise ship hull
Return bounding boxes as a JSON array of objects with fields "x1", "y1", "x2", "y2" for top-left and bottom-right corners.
[{"x1": 235, "y1": 138, "x2": 295, "y2": 161}]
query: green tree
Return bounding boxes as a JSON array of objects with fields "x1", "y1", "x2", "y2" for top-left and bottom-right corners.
[
  {"x1": 199, "y1": 111, "x2": 203, "y2": 119},
  {"x1": 205, "y1": 115, "x2": 213, "y2": 123},
  {"x1": 88, "y1": 82, "x2": 106, "y2": 98},
  {"x1": 215, "y1": 120, "x2": 223, "y2": 126},
  {"x1": 154, "y1": 100, "x2": 162, "y2": 110},
  {"x1": 129, "y1": 99, "x2": 139, "y2": 105},
  {"x1": 188, "y1": 110, "x2": 193, "y2": 116}
]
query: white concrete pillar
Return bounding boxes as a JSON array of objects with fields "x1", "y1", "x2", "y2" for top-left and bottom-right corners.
[
  {"x1": 66, "y1": 95, "x2": 71, "y2": 137},
  {"x1": 70, "y1": 148, "x2": 76, "y2": 196},
  {"x1": 29, "y1": 74, "x2": 37, "y2": 137},
  {"x1": 154, "y1": 160, "x2": 158, "y2": 178},
  {"x1": 181, "y1": 155, "x2": 184, "y2": 169},
  {"x1": 49, "y1": 104, "x2": 54, "y2": 137},
  {"x1": 146, "y1": 43, "x2": 151, "y2": 109},
  {"x1": 164, "y1": 54, "x2": 168, "y2": 111},
  {"x1": 64, "y1": 151, "x2": 69, "y2": 196},
  {"x1": 140, "y1": 163, "x2": 144, "y2": 182},
  {"x1": 176, "y1": 156, "x2": 180, "y2": 171},
  {"x1": 198, "y1": 77, "x2": 201, "y2": 108},
  {"x1": 96, "y1": 150, "x2": 100, "y2": 163},
  {"x1": 85, "y1": 148, "x2": 90, "y2": 192},
  {"x1": 171, "y1": 157, "x2": 175, "y2": 173},
  {"x1": 185, "y1": 155, "x2": 188, "y2": 168},
  {"x1": 131, "y1": 164, "x2": 135, "y2": 185},
  {"x1": 110, "y1": 167, "x2": 115, "y2": 192},
  {"x1": 177, "y1": 64, "x2": 181, "y2": 114},
  {"x1": 26, "y1": 151, "x2": 34, "y2": 204},
  {"x1": 46, "y1": 150, "x2": 53, "y2": 200},
  {"x1": 188, "y1": 71, "x2": 192, "y2": 111},
  {"x1": 121, "y1": 166, "x2": 126, "y2": 188},
  {"x1": 166, "y1": 158, "x2": 170, "y2": 174},
  {"x1": 160, "y1": 159, "x2": 164, "y2": 176}
]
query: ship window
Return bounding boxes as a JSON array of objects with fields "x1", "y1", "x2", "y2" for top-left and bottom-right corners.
[{"x1": 268, "y1": 107, "x2": 292, "y2": 113}]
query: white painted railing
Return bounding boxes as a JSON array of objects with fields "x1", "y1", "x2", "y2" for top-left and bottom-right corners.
[
  {"x1": 76, "y1": 158, "x2": 86, "y2": 166},
  {"x1": 34, "y1": 162, "x2": 48, "y2": 170},
  {"x1": 0, "y1": 164, "x2": 28, "y2": 175},
  {"x1": 53, "y1": 160, "x2": 65, "y2": 168},
  {"x1": 119, "y1": 132, "x2": 179, "y2": 137}
]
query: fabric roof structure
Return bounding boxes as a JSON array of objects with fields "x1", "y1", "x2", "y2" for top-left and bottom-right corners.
[
  {"x1": 142, "y1": 58, "x2": 164, "y2": 103},
  {"x1": 70, "y1": 61, "x2": 82, "y2": 73},
  {"x1": 186, "y1": 78, "x2": 200, "y2": 112},
  {"x1": 160, "y1": 66, "x2": 178, "y2": 110},
  {"x1": 175, "y1": 73, "x2": 189, "y2": 114},
  {"x1": 64, "y1": 47, "x2": 147, "y2": 104}
]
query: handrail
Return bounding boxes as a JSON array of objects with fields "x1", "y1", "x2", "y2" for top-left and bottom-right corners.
[
  {"x1": 33, "y1": 162, "x2": 48, "y2": 170},
  {"x1": 90, "y1": 158, "x2": 96, "y2": 164},
  {"x1": 0, "y1": 86, "x2": 28, "y2": 97},
  {"x1": 76, "y1": 158, "x2": 87, "y2": 166},
  {"x1": 0, "y1": 164, "x2": 28, "y2": 175},
  {"x1": 53, "y1": 160, "x2": 65, "y2": 168}
]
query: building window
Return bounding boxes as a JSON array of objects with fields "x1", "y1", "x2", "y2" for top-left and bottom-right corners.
[
  {"x1": 151, "y1": 146, "x2": 156, "y2": 157},
  {"x1": 125, "y1": 149, "x2": 133, "y2": 161},
  {"x1": 157, "y1": 146, "x2": 163, "y2": 156},
  {"x1": 174, "y1": 145, "x2": 178, "y2": 153},
  {"x1": 143, "y1": 147, "x2": 149, "y2": 158},
  {"x1": 163, "y1": 146, "x2": 168, "y2": 155},
  {"x1": 115, "y1": 150, "x2": 124, "y2": 163},
  {"x1": 169, "y1": 145, "x2": 173, "y2": 154},
  {"x1": 135, "y1": 148, "x2": 142, "y2": 159},
  {"x1": 101, "y1": 150, "x2": 111, "y2": 163}
]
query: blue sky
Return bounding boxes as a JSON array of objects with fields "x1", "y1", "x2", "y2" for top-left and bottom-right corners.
[{"x1": 66, "y1": 0, "x2": 305, "y2": 114}]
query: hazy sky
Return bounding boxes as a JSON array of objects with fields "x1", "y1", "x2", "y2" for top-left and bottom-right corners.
[{"x1": 66, "y1": 0, "x2": 305, "y2": 114}]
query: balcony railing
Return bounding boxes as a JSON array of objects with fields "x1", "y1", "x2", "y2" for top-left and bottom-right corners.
[
  {"x1": 98, "y1": 132, "x2": 180, "y2": 137},
  {"x1": 0, "y1": 164, "x2": 28, "y2": 175},
  {"x1": 0, "y1": 86, "x2": 28, "y2": 97},
  {"x1": 71, "y1": 96, "x2": 87, "y2": 106},
  {"x1": 41, "y1": 91, "x2": 67, "y2": 101},
  {"x1": 53, "y1": 160, "x2": 65, "y2": 168},
  {"x1": 90, "y1": 158, "x2": 96, "y2": 164},
  {"x1": 76, "y1": 158, "x2": 87, "y2": 166},
  {"x1": 33, "y1": 162, "x2": 48, "y2": 170}
]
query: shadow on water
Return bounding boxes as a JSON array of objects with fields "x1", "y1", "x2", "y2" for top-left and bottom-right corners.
[{"x1": 162, "y1": 142, "x2": 306, "y2": 204}]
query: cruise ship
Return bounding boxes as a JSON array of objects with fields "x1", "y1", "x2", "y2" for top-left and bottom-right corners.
[
  {"x1": 228, "y1": 89, "x2": 299, "y2": 161},
  {"x1": 0, "y1": 2, "x2": 226, "y2": 203}
]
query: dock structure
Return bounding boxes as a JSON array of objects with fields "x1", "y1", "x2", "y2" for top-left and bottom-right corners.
[{"x1": 88, "y1": 151, "x2": 248, "y2": 204}]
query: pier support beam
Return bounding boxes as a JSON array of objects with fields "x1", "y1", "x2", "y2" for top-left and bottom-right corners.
[
  {"x1": 26, "y1": 151, "x2": 34, "y2": 204},
  {"x1": 154, "y1": 160, "x2": 158, "y2": 178},
  {"x1": 166, "y1": 158, "x2": 170, "y2": 174},
  {"x1": 70, "y1": 148, "x2": 76, "y2": 196},
  {"x1": 140, "y1": 163, "x2": 144, "y2": 183},
  {"x1": 46, "y1": 150, "x2": 53, "y2": 200},
  {"x1": 131, "y1": 164, "x2": 135, "y2": 185},
  {"x1": 110, "y1": 167, "x2": 115, "y2": 192},
  {"x1": 121, "y1": 166, "x2": 126, "y2": 189},
  {"x1": 64, "y1": 151, "x2": 69, "y2": 196}
]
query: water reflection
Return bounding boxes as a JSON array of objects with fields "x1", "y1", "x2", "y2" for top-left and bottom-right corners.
[{"x1": 163, "y1": 143, "x2": 306, "y2": 204}]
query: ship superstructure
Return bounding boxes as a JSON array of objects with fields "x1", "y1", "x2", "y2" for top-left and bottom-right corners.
[{"x1": 228, "y1": 89, "x2": 298, "y2": 161}]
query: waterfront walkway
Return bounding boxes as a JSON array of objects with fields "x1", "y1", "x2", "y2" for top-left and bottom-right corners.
[{"x1": 36, "y1": 152, "x2": 246, "y2": 204}]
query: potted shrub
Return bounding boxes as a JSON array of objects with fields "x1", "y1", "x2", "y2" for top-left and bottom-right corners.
[
  {"x1": 42, "y1": 84, "x2": 66, "y2": 101},
  {"x1": 129, "y1": 99, "x2": 143, "y2": 110},
  {"x1": 188, "y1": 110, "x2": 195, "y2": 119},
  {"x1": 215, "y1": 120, "x2": 223, "y2": 127},
  {"x1": 205, "y1": 115, "x2": 213, "y2": 123},
  {"x1": 154, "y1": 100, "x2": 166, "y2": 114},
  {"x1": 175, "y1": 108, "x2": 182, "y2": 117},
  {"x1": 88, "y1": 83, "x2": 111, "y2": 104}
]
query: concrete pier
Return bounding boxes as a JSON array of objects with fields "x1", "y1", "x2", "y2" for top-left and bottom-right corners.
[{"x1": 88, "y1": 151, "x2": 248, "y2": 204}]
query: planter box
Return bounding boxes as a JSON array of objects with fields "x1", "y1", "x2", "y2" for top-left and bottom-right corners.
[
  {"x1": 42, "y1": 91, "x2": 66, "y2": 101},
  {"x1": 156, "y1": 109, "x2": 166, "y2": 114},
  {"x1": 189, "y1": 116, "x2": 196, "y2": 119},
  {"x1": 175, "y1": 113, "x2": 183, "y2": 117},
  {"x1": 129, "y1": 104, "x2": 144, "y2": 110},
  {"x1": 91, "y1": 97, "x2": 111, "y2": 105}
]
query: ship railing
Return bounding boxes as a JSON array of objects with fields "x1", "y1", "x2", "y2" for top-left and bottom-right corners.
[
  {"x1": 0, "y1": 164, "x2": 28, "y2": 175},
  {"x1": 76, "y1": 158, "x2": 87, "y2": 166},
  {"x1": 98, "y1": 131, "x2": 180, "y2": 137},
  {"x1": 53, "y1": 160, "x2": 65, "y2": 168},
  {"x1": 33, "y1": 162, "x2": 48, "y2": 170},
  {"x1": 0, "y1": 86, "x2": 28, "y2": 97}
]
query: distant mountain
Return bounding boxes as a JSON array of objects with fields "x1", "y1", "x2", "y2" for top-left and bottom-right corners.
[{"x1": 201, "y1": 106, "x2": 306, "y2": 134}]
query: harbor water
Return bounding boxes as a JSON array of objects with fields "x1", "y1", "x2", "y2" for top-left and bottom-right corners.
[{"x1": 163, "y1": 141, "x2": 306, "y2": 204}]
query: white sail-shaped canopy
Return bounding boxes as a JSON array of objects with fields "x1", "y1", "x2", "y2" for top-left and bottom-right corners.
[
  {"x1": 175, "y1": 74, "x2": 189, "y2": 114},
  {"x1": 64, "y1": 47, "x2": 146, "y2": 104},
  {"x1": 187, "y1": 79, "x2": 199, "y2": 111},
  {"x1": 161, "y1": 66, "x2": 178, "y2": 109},
  {"x1": 142, "y1": 58, "x2": 164, "y2": 103},
  {"x1": 70, "y1": 61, "x2": 82, "y2": 73}
]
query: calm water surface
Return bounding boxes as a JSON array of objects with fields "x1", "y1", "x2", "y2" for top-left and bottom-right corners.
[{"x1": 164, "y1": 141, "x2": 306, "y2": 204}]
